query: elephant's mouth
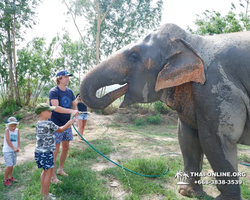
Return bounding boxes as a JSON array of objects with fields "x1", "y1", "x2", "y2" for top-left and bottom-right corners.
[{"x1": 100, "y1": 83, "x2": 129, "y2": 108}]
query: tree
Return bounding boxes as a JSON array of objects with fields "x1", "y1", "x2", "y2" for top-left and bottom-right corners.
[
  {"x1": 55, "y1": 32, "x2": 89, "y2": 88},
  {"x1": 17, "y1": 37, "x2": 57, "y2": 106},
  {"x1": 188, "y1": 2, "x2": 250, "y2": 35},
  {"x1": 239, "y1": 0, "x2": 250, "y2": 30},
  {"x1": 0, "y1": 0, "x2": 40, "y2": 106},
  {"x1": 65, "y1": 0, "x2": 163, "y2": 65}
]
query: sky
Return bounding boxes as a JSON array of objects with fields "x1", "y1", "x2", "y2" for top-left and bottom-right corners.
[{"x1": 24, "y1": 0, "x2": 245, "y2": 44}]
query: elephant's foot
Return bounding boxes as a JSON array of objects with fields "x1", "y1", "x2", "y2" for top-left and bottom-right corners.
[
  {"x1": 178, "y1": 184, "x2": 204, "y2": 197},
  {"x1": 215, "y1": 194, "x2": 242, "y2": 200}
]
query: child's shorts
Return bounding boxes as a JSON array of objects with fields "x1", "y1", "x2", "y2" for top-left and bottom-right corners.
[
  {"x1": 34, "y1": 152, "x2": 54, "y2": 170},
  {"x1": 78, "y1": 113, "x2": 88, "y2": 120},
  {"x1": 3, "y1": 151, "x2": 17, "y2": 167}
]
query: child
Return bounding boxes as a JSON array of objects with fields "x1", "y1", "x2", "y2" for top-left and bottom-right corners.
[
  {"x1": 2, "y1": 117, "x2": 20, "y2": 186},
  {"x1": 34, "y1": 103, "x2": 76, "y2": 200}
]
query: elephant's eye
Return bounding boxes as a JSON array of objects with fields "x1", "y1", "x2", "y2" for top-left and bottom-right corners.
[{"x1": 129, "y1": 52, "x2": 140, "y2": 63}]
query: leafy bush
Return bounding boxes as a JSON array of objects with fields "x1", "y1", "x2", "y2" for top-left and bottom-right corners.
[
  {"x1": 146, "y1": 114, "x2": 162, "y2": 124},
  {"x1": 14, "y1": 113, "x2": 23, "y2": 121},
  {"x1": 153, "y1": 101, "x2": 170, "y2": 114},
  {"x1": 134, "y1": 117, "x2": 146, "y2": 126},
  {"x1": 0, "y1": 100, "x2": 21, "y2": 116}
]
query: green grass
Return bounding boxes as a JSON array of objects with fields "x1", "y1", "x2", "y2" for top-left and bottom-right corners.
[{"x1": 0, "y1": 147, "x2": 113, "y2": 200}]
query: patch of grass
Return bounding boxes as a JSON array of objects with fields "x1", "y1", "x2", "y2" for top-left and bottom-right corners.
[
  {"x1": 238, "y1": 154, "x2": 250, "y2": 163},
  {"x1": 107, "y1": 123, "x2": 121, "y2": 128},
  {"x1": 68, "y1": 140, "x2": 113, "y2": 161},
  {"x1": 134, "y1": 117, "x2": 146, "y2": 126},
  {"x1": 146, "y1": 114, "x2": 162, "y2": 125},
  {"x1": 101, "y1": 157, "x2": 182, "y2": 197},
  {"x1": 29, "y1": 124, "x2": 36, "y2": 128},
  {"x1": 238, "y1": 144, "x2": 250, "y2": 150},
  {"x1": 0, "y1": 148, "x2": 112, "y2": 200},
  {"x1": 25, "y1": 132, "x2": 36, "y2": 140}
]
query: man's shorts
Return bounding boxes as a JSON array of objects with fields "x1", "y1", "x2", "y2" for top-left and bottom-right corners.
[
  {"x1": 78, "y1": 113, "x2": 88, "y2": 120},
  {"x1": 55, "y1": 128, "x2": 73, "y2": 144},
  {"x1": 3, "y1": 152, "x2": 17, "y2": 167},
  {"x1": 34, "y1": 152, "x2": 54, "y2": 170}
]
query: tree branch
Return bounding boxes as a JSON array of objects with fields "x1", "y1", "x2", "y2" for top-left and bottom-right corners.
[{"x1": 100, "y1": 0, "x2": 115, "y2": 24}]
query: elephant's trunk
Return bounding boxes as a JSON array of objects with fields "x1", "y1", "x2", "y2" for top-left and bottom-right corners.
[{"x1": 80, "y1": 54, "x2": 129, "y2": 110}]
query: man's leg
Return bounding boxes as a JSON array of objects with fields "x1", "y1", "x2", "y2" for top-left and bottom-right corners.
[
  {"x1": 57, "y1": 141, "x2": 69, "y2": 174},
  {"x1": 57, "y1": 128, "x2": 73, "y2": 175}
]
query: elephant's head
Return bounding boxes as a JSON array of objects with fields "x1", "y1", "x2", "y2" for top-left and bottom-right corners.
[{"x1": 80, "y1": 24, "x2": 205, "y2": 110}]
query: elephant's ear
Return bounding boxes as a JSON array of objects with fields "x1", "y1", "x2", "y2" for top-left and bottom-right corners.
[{"x1": 155, "y1": 39, "x2": 205, "y2": 92}]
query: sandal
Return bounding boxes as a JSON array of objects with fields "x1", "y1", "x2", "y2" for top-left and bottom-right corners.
[
  {"x1": 51, "y1": 179, "x2": 62, "y2": 184},
  {"x1": 57, "y1": 172, "x2": 68, "y2": 176}
]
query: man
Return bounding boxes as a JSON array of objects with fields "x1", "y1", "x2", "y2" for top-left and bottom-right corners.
[{"x1": 49, "y1": 70, "x2": 79, "y2": 184}]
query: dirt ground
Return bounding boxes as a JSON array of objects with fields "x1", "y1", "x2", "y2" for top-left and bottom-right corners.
[{"x1": 1, "y1": 109, "x2": 250, "y2": 199}]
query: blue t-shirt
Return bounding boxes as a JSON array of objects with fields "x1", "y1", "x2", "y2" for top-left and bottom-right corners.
[{"x1": 49, "y1": 86, "x2": 76, "y2": 126}]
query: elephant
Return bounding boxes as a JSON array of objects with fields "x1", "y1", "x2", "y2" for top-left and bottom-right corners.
[{"x1": 80, "y1": 23, "x2": 250, "y2": 200}]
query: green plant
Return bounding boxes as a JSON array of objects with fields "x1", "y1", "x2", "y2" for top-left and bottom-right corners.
[
  {"x1": 14, "y1": 113, "x2": 23, "y2": 121},
  {"x1": 146, "y1": 114, "x2": 162, "y2": 124},
  {"x1": 0, "y1": 100, "x2": 21, "y2": 117},
  {"x1": 134, "y1": 117, "x2": 146, "y2": 126},
  {"x1": 153, "y1": 101, "x2": 170, "y2": 114}
]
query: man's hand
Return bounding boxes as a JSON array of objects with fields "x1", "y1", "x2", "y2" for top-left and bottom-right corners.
[{"x1": 72, "y1": 110, "x2": 79, "y2": 116}]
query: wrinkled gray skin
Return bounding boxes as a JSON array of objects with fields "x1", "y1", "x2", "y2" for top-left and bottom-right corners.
[{"x1": 80, "y1": 24, "x2": 250, "y2": 199}]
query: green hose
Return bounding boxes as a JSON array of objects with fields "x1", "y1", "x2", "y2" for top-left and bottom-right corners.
[{"x1": 72, "y1": 118, "x2": 169, "y2": 177}]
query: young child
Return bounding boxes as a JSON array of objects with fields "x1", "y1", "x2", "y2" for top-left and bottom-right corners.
[
  {"x1": 34, "y1": 103, "x2": 76, "y2": 200},
  {"x1": 2, "y1": 117, "x2": 20, "y2": 186}
]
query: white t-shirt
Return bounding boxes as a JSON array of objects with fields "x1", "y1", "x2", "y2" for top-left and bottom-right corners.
[{"x1": 2, "y1": 128, "x2": 18, "y2": 152}]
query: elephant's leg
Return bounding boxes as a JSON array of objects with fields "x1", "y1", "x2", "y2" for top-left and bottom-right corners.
[
  {"x1": 177, "y1": 119, "x2": 204, "y2": 196},
  {"x1": 200, "y1": 133, "x2": 241, "y2": 200}
]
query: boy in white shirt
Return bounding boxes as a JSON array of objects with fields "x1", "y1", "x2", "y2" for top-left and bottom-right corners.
[{"x1": 2, "y1": 117, "x2": 20, "y2": 186}]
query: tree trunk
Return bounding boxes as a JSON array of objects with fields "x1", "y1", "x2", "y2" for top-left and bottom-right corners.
[{"x1": 12, "y1": 14, "x2": 21, "y2": 106}]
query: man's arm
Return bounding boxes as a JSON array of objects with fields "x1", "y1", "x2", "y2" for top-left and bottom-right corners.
[
  {"x1": 72, "y1": 99, "x2": 77, "y2": 110},
  {"x1": 50, "y1": 99, "x2": 78, "y2": 115}
]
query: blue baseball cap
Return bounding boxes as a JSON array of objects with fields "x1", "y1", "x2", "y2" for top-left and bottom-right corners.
[{"x1": 56, "y1": 70, "x2": 73, "y2": 77}]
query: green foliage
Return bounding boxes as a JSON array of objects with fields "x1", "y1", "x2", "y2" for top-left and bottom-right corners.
[
  {"x1": 146, "y1": 114, "x2": 162, "y2": 125},
  {"x1": 14, "y1": 113, "x2": 23, "y2": 121},
  {"x1": 70, "y1": 0, "x2": 163, "y2": 61},
  {"x1": 0, "y1": 0, "x2": 40, "y2": 105},
  {"x1": 153, "y1": 101, "x2": 170, "y2": 114},
  {"x1": 134, "y1": 117, "x2": 146, "y2": 126},
  {"x1": 0, "y1": 100, "x2": 21, "y2": 117},
  {"x1": 189, "y1": 2, "x2": 250, "y2": 35}
]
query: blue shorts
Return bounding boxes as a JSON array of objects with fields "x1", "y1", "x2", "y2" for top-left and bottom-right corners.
[
  {"x1": 55, "y1": 128, "x2": 73, "y2": 144},
  {"x1": 3, "y1": 152, "x2": 17, "y2": 167},
  {"x1": 34, "y1": 152, "x2": 54, "y2": 170},
  {"x1": 78, "y1": 113, "x2": 88, "y2": 120}
]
